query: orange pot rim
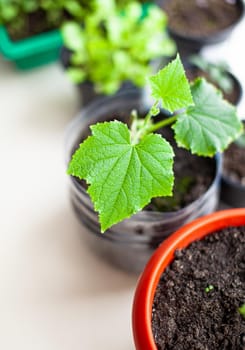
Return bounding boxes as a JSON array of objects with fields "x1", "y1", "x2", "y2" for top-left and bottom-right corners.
[{"x1": 132, "y1": 208, "x2": 245, "y2": 350}]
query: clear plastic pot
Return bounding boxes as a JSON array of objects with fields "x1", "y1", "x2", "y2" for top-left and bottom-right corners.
[{"x1": 65, "y1": 90, "x2": 222, "y2": 274}]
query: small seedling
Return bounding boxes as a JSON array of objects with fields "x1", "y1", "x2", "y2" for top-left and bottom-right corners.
[
  {"x1": 239, "y1": 304, "x2": 245, "y2": 319},
  {"x1": 205, "y1": 285, "x2": 214, "y2": 293},
  {"x1": 68, "y1": 55, "x2": 242, "y2": 232}
]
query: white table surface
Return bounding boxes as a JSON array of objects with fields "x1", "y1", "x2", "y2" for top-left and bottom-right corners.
[{"x1": 0, "y1": 17, "x2": 245, "y2": 350}]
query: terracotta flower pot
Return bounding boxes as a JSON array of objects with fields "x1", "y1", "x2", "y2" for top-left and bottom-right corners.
[{"x1": 132, "y1": 208, "x2": 245, "y2": 349}]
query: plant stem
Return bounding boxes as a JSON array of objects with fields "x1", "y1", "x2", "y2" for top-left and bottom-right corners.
[
  {"x1": 147, "y1": 115, "x2": 177, "y2": 133},
  {"x1": 131, "y1": 109, "x2": 178, "y2": 143},
  {"x1": 144, "y1": 100, "x2": 159, "y2": 127}
]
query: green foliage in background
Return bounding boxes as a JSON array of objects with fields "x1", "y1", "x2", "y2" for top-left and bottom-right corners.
[
  {"x1": 0, "y1": 0, "x2": 95, "y2": 39},
  {"x1": 61, "y1": 0, "x2": 176, "y2": 94}
]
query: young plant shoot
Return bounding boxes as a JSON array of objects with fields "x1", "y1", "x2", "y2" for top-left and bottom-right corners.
[{"x1": 68, "y1": 55, "x2": 242, "y2": 232}]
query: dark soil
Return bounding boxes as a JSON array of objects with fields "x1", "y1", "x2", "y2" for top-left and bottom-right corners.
[
  {"x1": 7, "y1": 10, "x2": 58, "y2": 41},
  {"x1": 152, "y1": 225, "x2": 245, "y2": 350},
  {"x1": 185, "y1": 66, "x2": 241, "y2": 105},
  {"x1": 223, "y1": 142, "x2": 245, "y2": 185},
  {"x1": 162, "y1": 0, "x2": 242, "y2": 37},
  {"x1": 145, "y1": 127, "x2": 215, "y2": 212},
  {"x1": 7, "y1": 2, "x2": 92, "y2": 41}
]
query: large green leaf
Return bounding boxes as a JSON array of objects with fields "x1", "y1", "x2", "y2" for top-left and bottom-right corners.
[
  {"x1": 68, "y1": 121, "x2": 174, "y2": 232},
  {"x1": 149, "y1": 55, "x2": 194, "y2": 113},
  {"x1": 173, "y1": 78, "x2": 243, "y2": 156}
]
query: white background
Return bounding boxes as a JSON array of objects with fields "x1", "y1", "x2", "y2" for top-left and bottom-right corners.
[{"x1": 0, "y1": 17, "x2": 244, "y2": 350}]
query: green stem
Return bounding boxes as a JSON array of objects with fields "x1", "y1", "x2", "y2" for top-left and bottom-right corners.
[
  {"x1": 147, "y1": 115, "x2": 177, "y2": 133},
  {"x1": 143, "y1": 100, "x2": 159, "y2": 127}
]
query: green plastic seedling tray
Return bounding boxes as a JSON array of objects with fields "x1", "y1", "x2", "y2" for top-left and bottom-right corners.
[{"x1": 0, "y1": 25, "x2": 63, "y2": 70}]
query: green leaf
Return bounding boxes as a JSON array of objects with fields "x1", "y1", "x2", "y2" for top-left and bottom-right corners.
[
  {"x1": 67, "y1": 67, "x2": 86, "y2": 84},
  {"x1": 1, "y1": 5, "x2": 18, "y2": 21},
  {"x1": 64, "y1": 1, "x2": 85, "y2": 19},
  {"x1": 61, "y1": 22, "x2": 85, "y2": 51},
  {"x1": 173, "y1": 78, "x2": 243, "y2": 156},
  {"x1": 149, "y1": 55, "x2": 194, "y2": 113},
  {"x1": 23, "y1": 0, "x2": 39, "y2": 12},
  {"x1": 68, "y1": 121, "x2": 174, "y2": 232}
]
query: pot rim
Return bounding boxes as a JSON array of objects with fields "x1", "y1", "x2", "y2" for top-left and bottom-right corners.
[{"x1": 132, "y1": 208, "x2": 245, "y2": 350}]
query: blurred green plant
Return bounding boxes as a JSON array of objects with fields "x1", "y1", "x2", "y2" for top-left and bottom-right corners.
[{"x1": 61, "y1": 0, "x2": 176, "y2": 94}]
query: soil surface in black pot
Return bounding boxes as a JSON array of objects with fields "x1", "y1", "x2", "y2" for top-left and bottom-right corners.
[
  {"x1": 152, "y1": 226, "x2": 245, "y2": 350},
  {"x1": 145, "y1": 126, "x2": 215, "y2": 212},
  {"x1": 223, "y1": 142, "x2": 245, "y2": 185},
  {"x1": 185, "y1": 66, "x2": 241, "y2": 105},
  {"x1": 161, "y1": 0, "x2": 242, "y2": 37}
]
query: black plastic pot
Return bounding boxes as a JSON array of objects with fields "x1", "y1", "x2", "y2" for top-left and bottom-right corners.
[
  {"x1": 221, "y1": 123, "x2": 245, "y2": 207},
  {"x1": 221, "y1": 174, "x2": 245, "y2": 207},
  {"x1": 184, "y1": 62, "x2": 243, "y2": 106},
  {"x1": 157, "y1": 0, "x2": 244, "y2": 57},
  {"x1": 65, "y1": 91, "x2": 222, "y2": 274}
]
